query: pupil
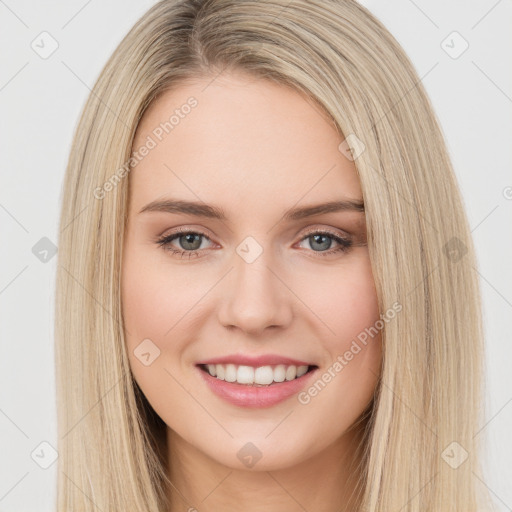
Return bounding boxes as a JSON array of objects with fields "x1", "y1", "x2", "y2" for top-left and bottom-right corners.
[
  {"x1": 311, "y1": 234, "x2": 330, "y2": 251},
  {"x1": 182, "y1": 234, "x2": 201, "y2": 250}
]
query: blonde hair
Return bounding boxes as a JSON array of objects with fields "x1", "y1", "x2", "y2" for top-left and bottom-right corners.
[{"x1": 54, "y1": 0, "x2": 492, "y2": 510}]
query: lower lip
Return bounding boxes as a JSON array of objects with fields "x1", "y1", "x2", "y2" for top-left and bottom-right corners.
[{"x1": 196, "y1": 365, "x2": 319, "y2": 408}]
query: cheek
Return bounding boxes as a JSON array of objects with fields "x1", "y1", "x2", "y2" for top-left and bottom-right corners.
[
  {"x1": 329, "y1": 277, "x2": 380, "y2": 346},
  {"x1": 304, "y1": 256, "x2": 380, "y2": 346},
  {"x1": 121, "y1": 246, "x2": 199, "y2": 410},
  {"x1": 304, "y1": 257, "x2": 382, "y2": 411},
  {"x1": 301, "y1": 255, "x2": 382, "y2": 398},
  {"x1": 121, "y1": 247, "x2": 202, "y2": 345}
]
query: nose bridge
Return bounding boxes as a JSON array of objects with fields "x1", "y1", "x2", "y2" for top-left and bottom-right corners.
[{"x1": 217, "y1": 236, "x2": 292, "y2": 333}]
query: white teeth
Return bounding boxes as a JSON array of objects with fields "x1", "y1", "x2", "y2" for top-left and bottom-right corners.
[
  {"x1": 254, "y1": 366, "x2": 274, "y2": 385},
  {"x1": 225, "y1": 364, "x2": 237, "y2": 382},
  {"x1": 296, "y1": 365, "x2": 308, "y2": 377},
  {"x1": 273, "y1": 364, "x2": 286, "y2": 382},
  {"x1": 237, "y1": 365, "x2": 254, "y2": 384},
  {"x1": 204, "y1": 363, "x2": 311, "y2": 385},
  {"x1": 285, "y1": 365, "x2": 297, "y2": 380},
  {"x1": 216, "y1": 365, "x2": 225, "y2": 380}
]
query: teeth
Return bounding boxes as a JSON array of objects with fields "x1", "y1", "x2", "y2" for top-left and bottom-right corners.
[
  {"x1": 238, "y1": 364, "x2": 257, "y2": 384},
  {"x1": 297, "y1": 366, "x2": 309, "y2": 378},
  {"x1": 286, "y1": 365, "x2": 297, "y2": 381},
  {"x1": 204, "y1": 363, "x2": 310, "y2": 385},
  {"x1": 216, "y1": 365, "x2": 225, "y2": 380},
  {"x1": 255, "y1": 366, "x2": 274, "y2": 384}
]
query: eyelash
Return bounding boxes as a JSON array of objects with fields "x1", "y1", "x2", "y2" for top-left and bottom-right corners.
[{"x1": 155, "y1": 227, "x2": 353, "y2": 259}]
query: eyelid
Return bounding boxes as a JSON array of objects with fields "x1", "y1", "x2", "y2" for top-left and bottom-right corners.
[
  {"x1": 299, "y1": 225, "x2": 350, "y2": 239},
  {"x1": 158, "y1": 224, "x2": 215, "y2": 239}
]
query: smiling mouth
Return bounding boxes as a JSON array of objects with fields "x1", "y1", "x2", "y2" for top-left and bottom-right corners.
[{"x1": 197, "y1": 363, "x2": 318, "y2": 387}]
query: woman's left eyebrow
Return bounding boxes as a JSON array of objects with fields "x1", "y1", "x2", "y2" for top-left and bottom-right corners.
[{"x1": 138, "y1": 197, "x2": 365, "y2": 220}]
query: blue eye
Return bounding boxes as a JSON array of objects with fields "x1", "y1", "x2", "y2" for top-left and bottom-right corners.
[
  {"x1": 156, "y1": 229, "x2": 212, "y2": 259},
  {"x1": 155, "y1": 228, "x2": 353, "y2": 259},
  {"x1": 298, "y1": 231, "x2": 353, "y2": 256}
]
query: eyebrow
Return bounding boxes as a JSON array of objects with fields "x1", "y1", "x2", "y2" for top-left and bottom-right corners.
[{"x1": 138, "y1": 197, "x2": 364, "y2": 221}]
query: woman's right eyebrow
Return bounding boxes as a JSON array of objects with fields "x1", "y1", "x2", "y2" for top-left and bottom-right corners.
[{"x1": 138, "y1": 198, "x2": 365, "y2": 221}]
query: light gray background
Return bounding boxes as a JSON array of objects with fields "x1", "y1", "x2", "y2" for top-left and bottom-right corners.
[{"x1": 0, "y1": 1, "x2": 510, "y2": 510}]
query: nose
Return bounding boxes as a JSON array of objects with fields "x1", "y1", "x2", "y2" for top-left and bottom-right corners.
[{"x1": 217, "y1": 248, "x2": 293, "y2": 335}]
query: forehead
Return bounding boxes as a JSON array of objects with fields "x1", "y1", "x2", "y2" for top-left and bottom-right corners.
[{"x1": 129, "y1": 72, "x2": 362, "y2": 217}]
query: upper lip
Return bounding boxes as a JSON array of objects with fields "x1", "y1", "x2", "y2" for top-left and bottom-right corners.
[{"x1": 196, "y1": 354, "x2": 317, "y2": 368}]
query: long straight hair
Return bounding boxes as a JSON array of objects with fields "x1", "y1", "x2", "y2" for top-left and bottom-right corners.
[{"x1": 54, "y1": 0, "x2": 492, "y2": 510}]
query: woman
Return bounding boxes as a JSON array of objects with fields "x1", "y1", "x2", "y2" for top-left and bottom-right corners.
[{"x1": 54, "y1": 0, "x2": 492, "y2": 510}]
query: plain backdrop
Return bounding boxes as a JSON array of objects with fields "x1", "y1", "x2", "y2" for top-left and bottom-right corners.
[{"x1": 0, "y1": 1, "x2": 511, "y2": 510}]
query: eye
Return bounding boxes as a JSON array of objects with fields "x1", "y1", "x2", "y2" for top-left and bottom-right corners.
[
  {"x1": 155, "y1": 228, "x2": 353, "y2": 259},
  {"x1": 296, "y1": 229, "x2": 353, "y2": 257},
  {"x1": 155, "y1": 227, "x2": 214, "y2": 259}
]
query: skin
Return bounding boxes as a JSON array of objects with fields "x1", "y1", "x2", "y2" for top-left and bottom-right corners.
[{"x1": 121, "y1": 70, "x2": 382, "y2": 512}]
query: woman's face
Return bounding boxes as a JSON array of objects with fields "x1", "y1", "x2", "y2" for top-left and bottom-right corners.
[{"x1": 122, "y1": 71, "x2": 382, "y2": 470}]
